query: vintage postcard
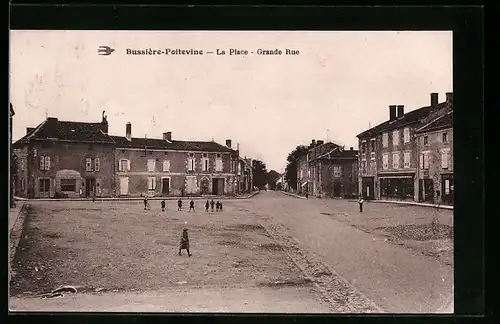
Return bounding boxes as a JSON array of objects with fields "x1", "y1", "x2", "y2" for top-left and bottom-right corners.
[{"x1": 9, "y1": 30, "x2": 453, "y2": 313}]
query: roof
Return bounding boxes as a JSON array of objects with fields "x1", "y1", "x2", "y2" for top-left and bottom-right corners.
[
  {"x1": 415, "y1": 110, "x2": 453, "y2": 134},
  {"x1": 14, "y1": 118, "x2": 115, "y2": 146},
  {"x1": 317, "y1": 148, "x2": 359, "y2": 160},
  {"x1": 111, "y1": 135, "x2": 235, "y2": 153},
  {"x1": 356, "y1": 102, "x2": 448, "y2": 138}
]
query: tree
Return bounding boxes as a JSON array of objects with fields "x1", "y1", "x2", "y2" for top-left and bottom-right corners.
[
  {"x1": 266, "y1": 170, "x2": 281, "y2": 190},
  {"x1": 284, "y1": 145, "x2": 309, "y2": 191},
  {"x1": 252, "y1": 159, "x2": 268, "y2": 189}
]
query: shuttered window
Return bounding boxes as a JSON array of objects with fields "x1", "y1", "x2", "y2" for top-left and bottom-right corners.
[{"x1": 94, "y1": 158, "x2": 100, "y2": 172}]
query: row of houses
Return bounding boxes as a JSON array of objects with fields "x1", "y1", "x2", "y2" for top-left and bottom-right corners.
[
  {"x1": 12, "y1": 111, "x2": 254, "y2": 199},
  {"x1": 295, "y1": 92, "x2": 453, "y2": 205}
]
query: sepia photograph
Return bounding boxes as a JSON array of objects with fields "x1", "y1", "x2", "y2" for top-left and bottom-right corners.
[{"x1": 9, "y1": 30, "x2": 453, "y2": 313}]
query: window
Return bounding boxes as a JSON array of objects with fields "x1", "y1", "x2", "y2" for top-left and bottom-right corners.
[
  {"x1": 300, "y1": 170, "x2": 303, "y2": 178},
  {"x1": 444, "y1": 179, "x2": 450, "y2": 194},
  {"x1": 202, "y1": 158, "x2": 209, "y2": 171},
  {"x1": 370, "y1": 152, "x2": 375, "y2": 161},
  {"x1": 147, "y1": 159, "x2": 155, "y2": 172},
  {"x1": 94, "y1": 158, "x2": 100, "y2": 172},
  {"x1": 392, "y1": 130, "x2": 400, "y2": 146},
  {"x1": 382, "y1": 154, "x2": 389, "y2": 170},
  {"x1": 360, "y1": 143, "x2": 365, "y2": 154},
  {"x1": 423, "y1": 136, "x2": 429, "y2": 146},
  {"x1": 361, "y1": 153, "x2": 366, "y2": 161},
  {"x1": 215, "y1": 157, "x2": 223, "y2": 172},
  {"x1": 188, "y1": 158, "x2": 195, "y2": 171},
  {"x1": 162, "y1": 160, "x2": 170, "y2": 172},
  {"x1": 86, "y1": 158, "x2": 93, "y2": 171},
  {"x1": 188, "y1": 152, "x2": 194, "y2": 158},
  {"x1": 119, "y1": 159, "x2": 129, "y2": 172},
  {"x1": 39, "y1": 178, "x2": 50, "y2": 192},
  {"x1": 148, "y1": 177, "x2": 156, "y2": 190},
  {"x1": 442, "y1": 132, "x2": 448, "y2": 143},
  {"x1": 20, "y1": 159, "x2": 25, "y2": 171},
  {"x1": 307, "y1": 170, "x2": 311, "y2": 178},
  {"x1": 420, "y1": 153, "x2": 430, "y2": 170},
  {"x1": 333, "y1": 166, "x2": 342, "y2": 177},
  {"x1": 441, "y1": 149, "x2": 450, "y2": 169},
  {"x1": 40, "y1": 156, "x2": 45, "y2": 170},
  {"x1": 403, "y1": 127, "x2": 410, "y2": 143},
  {"x1": 216, "y1": 153, "x2": 222, "y2": 159},
  {"x1": 21, "y1": 178, "x2": 25, "y2": 191},
  {"x1": 392, "y1": 152, "x2": 400, "y2": 169},
  {"x1": 202, "y1": 153, "x2": 208, "y2": 158},
  {"x1": 404, "y1": 152, "x2": 411, "y2": 169},
  {"x1": 382, "y1": 133, "x2": 388, "y2": 148},
  {"x1": 370, "y1": 140, "x2": 375, "y2": 151},
  {"x1": 60, "y1": 179, "x2": 76, "y2": 192},
  {"x1": 362, "y1": 161, "x2": 367, "y2": 173}
]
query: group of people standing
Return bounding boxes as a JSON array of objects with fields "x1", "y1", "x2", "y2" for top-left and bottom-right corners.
[{"x1": 142, "y1": 197, "x2": 224, "y2": 213}]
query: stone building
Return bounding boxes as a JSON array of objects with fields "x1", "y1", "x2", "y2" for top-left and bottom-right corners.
[
  {"x1": 236, "y1": 157, "x2": 253, "y2": 193},
  {"x1": 415, "y1": 109, "x2": 453, "y2": 205},
  {"x1": 111, "y1": 124, "x2": 239, "y2": 197},
  {"x1": 13, "y1": 112, "x2": 115, "y2": 198},
  {"x1": 356, "y1": 92, "x2": 453, "y2": 201},
  {"x1": 10, "y1": 103, "x2": 15, "y2": 207},
  {"x1": 13, "y1": 112, "x2": 242, "y2": 198}
]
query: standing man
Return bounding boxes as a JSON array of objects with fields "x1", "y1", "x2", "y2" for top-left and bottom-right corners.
[
  {"x1": 358, "y1": 196, "x2": 364, "y2": 213},
  {"x1": 177, "y1": 198, "x2": 183, "y2": 211},
  {"x1": 189, "y1": 199, "x2": 195, "y2": 212}
]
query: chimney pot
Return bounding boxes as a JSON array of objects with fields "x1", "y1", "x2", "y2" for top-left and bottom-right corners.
[
  {"x1": 226, "y1": 139, "x2": 232, "y2": 148},
  {"x1": 350, "y1": 147, "x2": 353, "y2": 151},
  {"x1": 126, "y1": 122, "x2": 132, "y2": 141},
  {"x1": 311, "y1": 139, "x2": 316, "y2": 145},
  {"x1": 163, "y1": 132, "x2": 172, "y2": 141},
  {"x1": 317, "y1": 140, "x2": 324, "y2": 145},
  {"x1": 397, "y1": 105, "x2": 404, "y2": 118},
  {"x1": 430, "y1": 93, "x2": 439, "y2": 107},
  {"x1": 389, "y1": 105, "x2": 397, "y2": 121},
  {"x1": 446, "y1": 92, "x2": 453, "y2": 104}
]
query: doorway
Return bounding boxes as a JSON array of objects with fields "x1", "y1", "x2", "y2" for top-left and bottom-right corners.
[
  {"x1": 200, "y1": 178, "x2": 210, "y2": 195},
  {"x1": 419, "y1": 179, "x2": 434, "y2": 203},
  {"x1": 120, "y1": 177, "x2": 129, "y2": 196},
  {"x1": 333, "y1": 182, "x2": 341, "y2": 198},
  {"x1": 362, "y1": 177, "x2": 374, "y2": 199},
  {"x1": 86, "y1": 178, "x2": 96, "y2": 197},
  {"x1": 212, "y1": 178, "x2": 224, "y2": 196},
  {"x1": 441, "y1": 174, "x2": 454, "y2": 205},
  {"x1": 162, "y1": 178, "x2": 170, "y2": 195}
]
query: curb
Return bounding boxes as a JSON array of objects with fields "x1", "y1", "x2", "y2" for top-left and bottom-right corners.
[
  {"x1": 14, "y1": 191, "x2": 260, "y2": 203},
  {"x1": 280, "y1": 191, "x2": 307, "y2": 199},
  {"x1": 362, "y1": 199, "x2": 453, "y2": 210},
  {"x1": 9, "y1": 204, "x2": 27, "y2": 282}
]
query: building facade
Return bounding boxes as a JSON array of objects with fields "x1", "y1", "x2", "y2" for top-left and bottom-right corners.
[
  {"x1": 10, "y1": 103, "x2": 15, "y2": 207},
  {"x1": 236, "y1": 157, "x2": 253, "y2": 193},
  {"x1": 415, "y1": 110, "x2": 453, "y2": 205},
  {"x1": 13, "y1": 113, "x2": 115, "y2": 199},
  {"x1": 356, "y1": 92, "x2": 453, "y2": 201},
  {"x1": 13, "y1": 113, "x2": 242, "y2": 198}
]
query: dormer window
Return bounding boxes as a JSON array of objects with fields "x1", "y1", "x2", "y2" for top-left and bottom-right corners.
[
  {"x1": 203, "y1": 153, "x2": 208, "y2": 158},
  {"x1": 216, "y1": 153, "x2": 221, "y2": 159},
  {"x1": 188, "y1": 152, "x2": 194, "y2": 158}
]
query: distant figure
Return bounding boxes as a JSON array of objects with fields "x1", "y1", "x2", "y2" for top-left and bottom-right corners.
[
  {"x1": 219, "y1": 201, "x2": 223, "y2": 212},
  {"x1": 92, "y1": 192, "x2": 96, "y2": 203},
  {"x1": 205, "y1": 200, "x2": 209, "y2": 212},
  {"x1": 305, "y1": 192, "x2": 309, "y2": 199},
  {"x1": 189, "y1": 199, "x2": 195, "y2": 212},
  {"x1": 358, "y1": 196, "x2": 364, "y2": 213},
  {"x1": 210, "y1": 199, "x2": 215, "y2": 212},
  {"x1": 161, "y1": 199, "x2": 166, "y2": 212},
  {"x1": 178, "y1": 228, "x2": 191, "y2": 257},
  {"x1": 216, "y1": 201, "x2": 220, "y2": 212},
  {"x1": 177, "y1": 198, "x2": 182, "y2": 211},
  {"x1": 144, "y1": 197, "x2": 150, "y2": 210}
]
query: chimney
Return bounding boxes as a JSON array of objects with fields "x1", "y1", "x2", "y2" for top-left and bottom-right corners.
[
  {"x1": 350, "y1": 147, "x2": 353, "y2": 151},
  {"x1": 100, "y1": 110, "x2": 109, "y2": 134},
  {"x1": 126, "y1": 122, "x2": 132, "y2": 141},
  {"x1": 317, "y1": 140, "x2": 324, "y2": 145},
  {"x1": 311, "y1": 139, "x2": 316, "y2": 146},
  {"x1": 397, "y1": 105, "x2": 404, "y2": 118},
  {"x1": 389, "y1": 105, "x2": 397, "y2": 121},
  {"x1": 226, "y1": 139, "x2": 232, "y2": 148},
  {"x1": 430, "y1": 93, "x2": 438, "y2": 108},
  {"x1": 163, "y1": 132, "x2": 172, "y2": 141},
  {"x1": 446, "y1": 92, "x2": 453, "y2": 105},
  {"x1": 26, "y1": 127, "x2": 35, "y2": 135}
]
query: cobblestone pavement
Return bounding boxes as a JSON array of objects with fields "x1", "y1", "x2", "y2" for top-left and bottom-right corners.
[{"x1": 238, "y1": 191, "x2": 453, "y2": 313}]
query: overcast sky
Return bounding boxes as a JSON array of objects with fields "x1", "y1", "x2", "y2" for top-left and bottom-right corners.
[{"x1": 10, "y1": 30, "x2": 452, "y2": 172}]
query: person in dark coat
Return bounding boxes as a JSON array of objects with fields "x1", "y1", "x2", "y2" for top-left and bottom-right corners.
[
  {"x1": 177, "y1": 198, "x2": 182, "y2": 211},
  {"x1": 216, "y1": 201, "x2": 220, "y2": 212},
  {"x1": 205, "y1": 200, "x2": 210, "y2": 212},
  {"x1": 219, "y1": 201, "x2": 223, "y2": 212},
  {"x1": 210, "y1": 199, "x2": 215, "y2": 212},
  {"x1": 189, "y1": 199, "x2": 195, "y2": 212},
  {"x1": 161, "y1": 199, "x2": 166, "y2": 212},
  {"x1": 358, "y1": 196, "x2": 364, "y2": 213},
  {"x1": 144, "y1": 197, "x2": 151, "y2": 210},
  {"x1": 178, "y1": 228, "x2": 191, "y2": 257}
]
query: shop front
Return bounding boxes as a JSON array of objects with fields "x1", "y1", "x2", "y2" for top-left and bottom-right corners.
[{"x1": 379, "y1": 174, "x2": 415, "y2": 201}]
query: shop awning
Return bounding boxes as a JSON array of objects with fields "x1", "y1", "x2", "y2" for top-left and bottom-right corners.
[{"x1": 378, "y1": 175, "x2": 413, "y2": 179}]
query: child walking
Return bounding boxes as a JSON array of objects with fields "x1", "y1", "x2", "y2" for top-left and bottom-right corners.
[
  {"x1": 216, "y1": 201, "x2": 220, "y2": 212},
  {"x1": 177, "y1": 198, "x2": 182, "y2": 211},
  {"x1": 219, "y1": 201, "x2": 223, "y2": 212},
  {"x1": 210, "y1": 199, "x2": 215, "y2": 212},
  {"x1": 205, "y1": 200, "x2": 210, "y2": 212},
  {"x1": 189, "y1": 199, "x2": 195, "y2": 212},
  {"x1": 178, "y1": 228, "x2": 191, "y2": 257},
  {"x1": 161, "y1": 199, "x2": 166, "y2": 212},
  {"x1": 144, "y1": 197, "x2": 151, "y2": 210},
  {"x1": 358, "y1": 196, "x2": 364, "y2": 213}
]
